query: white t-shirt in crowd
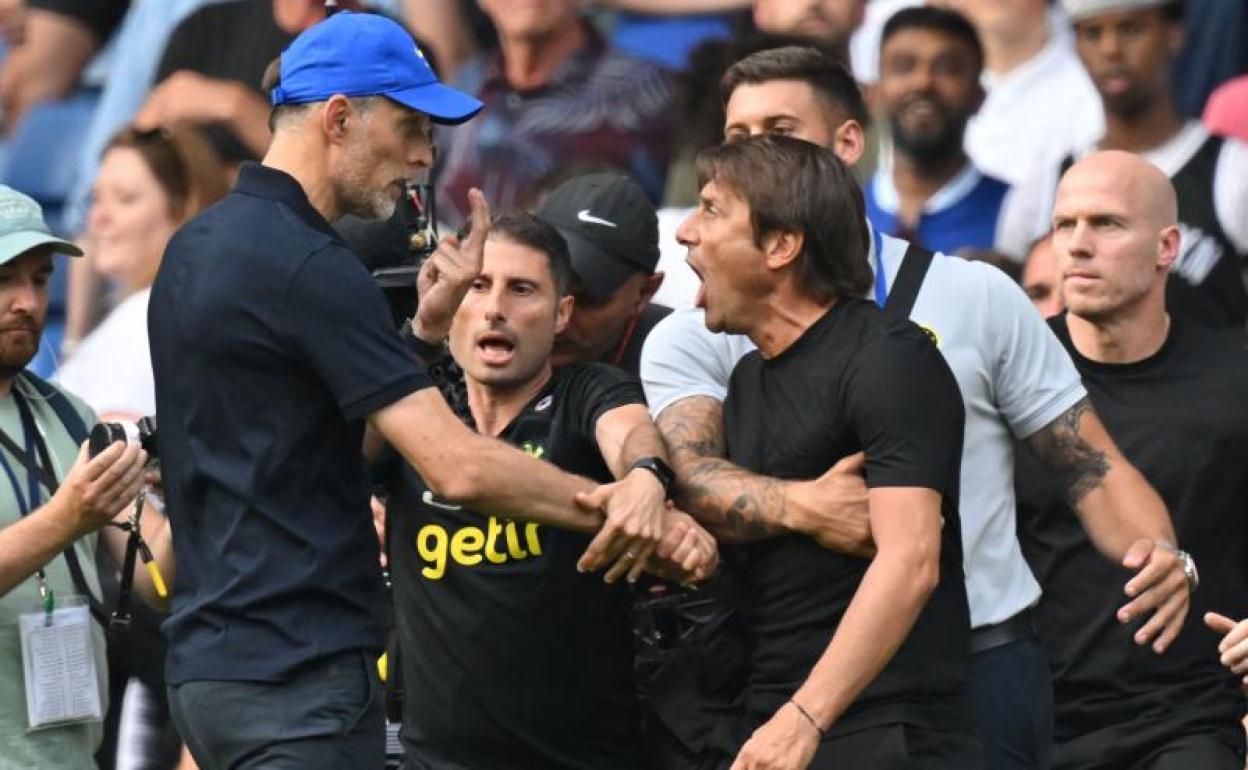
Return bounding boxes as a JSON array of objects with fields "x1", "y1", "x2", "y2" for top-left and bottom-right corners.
[
  {"x1": 641, "y1": 227, "x2": 1087, "y2": 629},
  {"x1": 55, "y1": 288, "x2": 155, "y2": 419},
  {"x1": 965, "y1": 12, "x2": 1104, "y2": 188},
  {"x1": 1007, "y1": 120, "x2": 1248, "y2": 263}
]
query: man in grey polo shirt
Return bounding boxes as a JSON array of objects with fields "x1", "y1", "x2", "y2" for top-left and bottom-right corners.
[{"x1": 629, "y1": 46, "x2": 1193, "y2": 770}]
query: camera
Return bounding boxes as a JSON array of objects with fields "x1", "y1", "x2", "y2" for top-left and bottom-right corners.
[
  {"x1": 88, "y1": 416, "x2": 158, "y2": 459},
  {"x1": 371, "y1": 181, "x2": 439, "y2": 326}
]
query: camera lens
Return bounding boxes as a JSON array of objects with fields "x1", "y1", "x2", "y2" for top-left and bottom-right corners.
[{"x1": 88, "y1": 422, "x2": 131, "y2": 459}]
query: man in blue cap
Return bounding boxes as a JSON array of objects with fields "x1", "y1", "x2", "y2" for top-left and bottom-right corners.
[{"x1": 150, "y1": 12, "x2": 682, "y2": 769}]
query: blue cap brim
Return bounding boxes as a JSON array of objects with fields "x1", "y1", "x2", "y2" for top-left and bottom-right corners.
[{"x1": 388, "y1": 81, "x2": 483, "y2": 125}]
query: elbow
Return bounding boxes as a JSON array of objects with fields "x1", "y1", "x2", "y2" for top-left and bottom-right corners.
[
  {"x1": 883, "y1": 538, "x2": 941, "y2": 602},
  {"x1": 424, "y1": 451, "x2": 489, "y2": 504}
]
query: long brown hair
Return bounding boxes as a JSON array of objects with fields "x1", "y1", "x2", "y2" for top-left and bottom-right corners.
[{"x1": 103, "y1": 124, "x2": 229, "y2": 224}]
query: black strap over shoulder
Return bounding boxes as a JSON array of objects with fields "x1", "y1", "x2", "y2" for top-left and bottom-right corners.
[
  {"x1": 9, "y1": 371, "x2": 108, "y2": 626},
  {"x1": 883, "y1": 243, "x2": 935, "y2": 320},
  {"x1": 19, "y1": 371, "x2": 89, "y2": 444}
]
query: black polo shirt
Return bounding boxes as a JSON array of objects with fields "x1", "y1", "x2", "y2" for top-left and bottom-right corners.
[{"x1": 149, "y1": 162, "x2": 433, "y2": 684}]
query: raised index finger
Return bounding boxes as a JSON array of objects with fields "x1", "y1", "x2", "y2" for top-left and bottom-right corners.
[{"x1": 462, "y1": 188, "x2": 491, "y2": 260}]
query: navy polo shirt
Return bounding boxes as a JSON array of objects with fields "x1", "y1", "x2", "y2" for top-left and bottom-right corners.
[{"x1": 149, "y1": 162, "x2": 432, "y2": 684}]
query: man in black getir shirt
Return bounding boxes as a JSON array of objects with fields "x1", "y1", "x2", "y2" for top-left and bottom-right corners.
[
  {"x1": 1016, "y1": 150, "x2": 1243, "y2": 769},
  {"x1": 676, "y1": 135, "x2": 979, "y2": 770},
  {"x1": 382, "y1": 211, "x2": 718, "y2": 770}
]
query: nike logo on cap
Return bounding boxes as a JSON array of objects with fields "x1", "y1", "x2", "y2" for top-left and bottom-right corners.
[{"x1": 577, "y1": 209, "x2": 617, "y2": 228}]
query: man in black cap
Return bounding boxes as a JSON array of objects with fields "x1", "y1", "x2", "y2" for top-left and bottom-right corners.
[{"x1": 538, "y1": 173, "x2": 670, "y2": 377}]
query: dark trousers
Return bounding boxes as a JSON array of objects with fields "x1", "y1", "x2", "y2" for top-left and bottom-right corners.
[
  {"x1": 808, "y1": 723, "x2": 983, "y2": 769},
  {"x1": 967, "y1": 635, "x2": 1052, "y2": 770},
  {"x1": 168, "y1": 649, "x2": 384, "y2": 770},
  {"x1": 1057, "y1": 726, "x2": 1245, "y2": 770}
]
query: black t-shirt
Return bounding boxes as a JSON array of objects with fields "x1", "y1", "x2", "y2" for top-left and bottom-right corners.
[
  {"x1": 1016, "y1": 314, "x2": 1248, "y2": 765},
  {"x1": 383, "y1": 364, "x2": 646, "y2": 770},
  {"x1": 609, "y1": 302, "x2": 672, "y2": 378},
  {"x1": 723, "y1": 299, "x2": 973, "y2": 737},
  {"x1": 150, "y1": 162, "x2": 432, "y2": 684},
  {"x1": 155, "y1": 0, "x2": 292, "y2": 162}
]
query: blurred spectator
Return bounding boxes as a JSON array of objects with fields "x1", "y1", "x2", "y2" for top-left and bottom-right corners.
[
  {"x1": 538, "y1": 173, "x2": 669, "y2": 376},
  {"x1": 751, "y1": 0, "x2": 864, "y2": 62},
  {"x1": 1014, "y1": 0, "x2": 1248, "y2": 331},
  {"x1": 607, "y1": 0, "x2": 747, "y2": 72},
  {"x1": 1021, "y1": 234, "x2": 1063, "y2": 318},
  {"x1": 1203, "y1": 75, "x2": 1248, "y2": 144},
  {"x1": 54, "y1": 123, "x2": 225, "y2": 770},
  {"x1": 62, "y1": 0, "x2": 229, "y2": 236},
  {"x1": 0, "y1": 0, "x2": 126, "y2": 132},
  {"x1": 57, "y1": 125, "x2": 227, "y2": 419},
  {"x1": 945, "y1": 0, "x2": 1104, "y2": 187},
  {"x1": 848, "y1": 0, "x2": 920, "y2": 85},
  {"x1": 434, "y1": 0, "x2": 678, "y2": 225},
  {"x1": 866, "y1": 6, "x2": 1033, "y2": 259},
  {"x1": 1171, "y1": 0, "x2": 1248, "y2": 119},
  {"x1": 399, "y1": 0, "x2": 487, "y2": 80}
]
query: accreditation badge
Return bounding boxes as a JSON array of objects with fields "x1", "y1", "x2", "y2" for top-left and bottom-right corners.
[{"x1": 18, "y1": 595, "x2": 103, "y2": 730}]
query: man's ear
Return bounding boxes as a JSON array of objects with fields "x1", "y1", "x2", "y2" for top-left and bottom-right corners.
[
  {"x1": 554, "y1": 294, "x2": 575, "y2": 334},
  {"x1": 635, "y1": 272, "x2": 664, "y2": 313},
  {"x1": 1156, "y1": 224, "x2": 1180, "y2": 272},
  {"x1": 832, "y1": 119, "x2": 866, "y2": 167},
  {"x1": 321, "y1": 95, "x2": 353, "y2": 144},
  {"x1": 762, "y1": 229, "x2": 804, "y2": 271}
]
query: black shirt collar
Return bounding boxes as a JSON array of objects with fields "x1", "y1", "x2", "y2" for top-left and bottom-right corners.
[{"x1": 233, "y1": 162, "x2": 344, "y2": 243}]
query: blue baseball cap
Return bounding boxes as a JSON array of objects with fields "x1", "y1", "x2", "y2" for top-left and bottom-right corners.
[{"x1": 270, "y1": 11, "x2": 482, "y2": 125}]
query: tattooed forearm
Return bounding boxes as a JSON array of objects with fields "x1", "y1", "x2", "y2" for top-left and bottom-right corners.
[
  {"x1": 1026, "y1": 397, "x2": 1111, "y2": 506},
  {"x1": 656, "y1": 396, "x2": 782, "y2": 543}
]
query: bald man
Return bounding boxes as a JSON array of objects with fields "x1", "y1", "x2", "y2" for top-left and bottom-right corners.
[{"x1": 1015, "y1": 151, "x2": 1248, "y2": 770}]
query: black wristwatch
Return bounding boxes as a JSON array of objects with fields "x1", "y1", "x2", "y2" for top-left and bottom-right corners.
[{"x1": 630, "y1": 456, "x2": 675, "y2": 498}]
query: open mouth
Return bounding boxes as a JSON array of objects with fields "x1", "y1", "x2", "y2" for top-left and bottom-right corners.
[
  {"x1": 476, "y1": 331, "x2": 517, "y2": 366},
  {"x1": 686, "y1": 260, "x2": 708, "y2": 310}
]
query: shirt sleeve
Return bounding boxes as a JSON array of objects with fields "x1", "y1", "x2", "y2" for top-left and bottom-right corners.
[
  {"x1": 982, "y1": 263, "x2": 1087, "y2": 439},
  {"x1": 566, "y1": 363, "x2": 646, "y2": 438},
  {"x1": 843, "y1": 325, "x2": 965, "y2": 497},
  {"x1": 285, "y1": 244, "x2": 433, "y2": 421},
  {"x1": 640, "y1": 308, "x2": 753, "y2": 418}
]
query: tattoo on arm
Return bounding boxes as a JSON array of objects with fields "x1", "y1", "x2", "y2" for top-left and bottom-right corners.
[
  {"x1": 1026, "y1": 397, "x2": 1111, "y2": 506},
  {"x1": 656, "y1": 396, "x2": 781, "y2": 543}
]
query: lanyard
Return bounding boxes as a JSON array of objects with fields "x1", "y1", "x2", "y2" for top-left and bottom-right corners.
[
  {"x1": 0, "y1": 389, "x2": 56, "y2": 615},
  {"x1": 871, "y1": 226, "x2": 888, "y2": 307}
]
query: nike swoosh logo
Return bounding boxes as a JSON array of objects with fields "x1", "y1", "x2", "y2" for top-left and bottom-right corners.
[
  {"x1": 422, "y1": 490, "x2": 462, "y2": 511},
  {"x1": 577, "y1": 209, "x2": 617, "y2": 228}
]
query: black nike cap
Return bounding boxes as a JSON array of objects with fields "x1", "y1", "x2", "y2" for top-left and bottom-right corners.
[{"x1": 536, "y1": 173, "x2": 659, "y2": 304}]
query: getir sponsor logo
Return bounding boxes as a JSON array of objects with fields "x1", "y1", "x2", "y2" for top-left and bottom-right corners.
[
  {"x1": 415, "y1": 517, "x2": 543, "y2": 580},
  {"x1": 415, "y1": 440, "x2": 548, "y2": 580}
]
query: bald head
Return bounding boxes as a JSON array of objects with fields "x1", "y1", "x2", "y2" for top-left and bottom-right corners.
[
  {"x1": 1051, "y1": 150, "x2": 1179, "y2": 323},
  {"x1": 1063, "y1": 150, "x2": 1177, "y2": 229}
]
